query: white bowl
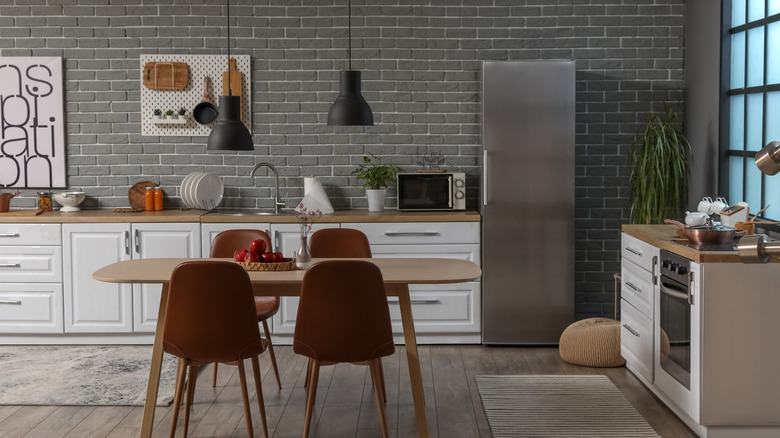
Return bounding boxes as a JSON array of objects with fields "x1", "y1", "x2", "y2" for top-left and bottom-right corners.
[{"x1": 53, "y1": 192, "x2": 86, "y2": 212}]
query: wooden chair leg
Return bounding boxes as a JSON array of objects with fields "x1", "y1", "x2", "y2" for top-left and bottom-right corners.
[
  {"x1": 369, "y1": 359, "x2": 390, "y2": 438},
  {"x1": 169, "y1": 358, "x2": 188, "y2": 438},
  {"x1": 304, "y1": 357, "x2": 312, "y2": 388},
  {"x1": 212, "y1": 362, "x2": 218, "y2": 387},
  {"x1": 251, "y1": 355, "x2": 269, "y2": 438},
  {"x1": 262, "y1": 319, "x2": 282, "y2": 390},
  {"x1": 378, "y1": 358, "x2": 387, "y2": 403},
  {"x1": 303, "y1": 359, "x2": 320, "y2": 438},
  {"x1": 237, "y1": 359, "x2": 255, "y2": 438},
  {"x1": 183, "y1": 364, "x2": 198, "y2": 438}
]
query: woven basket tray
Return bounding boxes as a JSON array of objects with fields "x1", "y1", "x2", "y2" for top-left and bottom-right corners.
[{"x1": 236, "y1": 258, "x2": 297, "y2": 271}]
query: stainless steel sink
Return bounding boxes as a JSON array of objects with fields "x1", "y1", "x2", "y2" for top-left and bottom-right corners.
[{"x1": 211, "y1": 209, "x2": 292, "y2": 216}]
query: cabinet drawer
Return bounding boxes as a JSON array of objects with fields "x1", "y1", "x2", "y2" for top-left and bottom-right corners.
[
  {"x1": 621, "y1": 299, "x2": 653, "y2": 383},
  {"x1": 621, "y1": 233, "x2": 656, "y2": 272},
  {"x1": 621, "y1": 258, "x2": 654, "y2": 318},
  {"x1": 0, "y1": 284, "x2": 63, "y2": 333},
  {"x1": 344, "y1": 222, "x2": 479, "y2": 245},
  {"x1": 0, "y1": 246, "x2": 62, "y2": 282},
  {"x1": 387, "y1": 283, "x2": 481, "y2": 335},
  {"x1": 0, "y1": 224, "x2": 61, "y2": 246}
]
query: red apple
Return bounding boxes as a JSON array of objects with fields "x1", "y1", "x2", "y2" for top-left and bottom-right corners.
[
  {"x1": 234, "y1": 249, "x2": 248, "y2": 262},
  {"x1": 249, "y1": 239, "x2": 267, "y2": 254},
  {"x1": 244, "y1": 251, "x2": 261, "y2": 263},
  {"x1": 273, "y1": 252, "x2": 284, "y2": 262},
  {"x1": 260, "y1": 252, "x2": 276, "y2": 263}
]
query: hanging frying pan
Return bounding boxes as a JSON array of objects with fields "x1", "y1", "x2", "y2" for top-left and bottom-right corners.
[{"x1": 193, "y1": 76, "x2": 218, "y2": 125}]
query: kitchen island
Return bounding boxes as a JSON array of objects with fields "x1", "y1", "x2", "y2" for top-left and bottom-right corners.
[{"x1": 621, "y1": 224, "x2": 780, "y2": 438}]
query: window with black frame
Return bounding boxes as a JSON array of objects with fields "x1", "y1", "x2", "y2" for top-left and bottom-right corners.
[{"x1": 723, "y1": 1, "x2": 780, "y2": 220}]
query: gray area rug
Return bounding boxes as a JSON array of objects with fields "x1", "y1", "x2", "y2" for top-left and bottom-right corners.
[
  {"x1": 0, "y1": 346, "x2": 178, "y2": 406},
  {"x1": 475, "y1": 375, "x2": 660, "y2": 437}
]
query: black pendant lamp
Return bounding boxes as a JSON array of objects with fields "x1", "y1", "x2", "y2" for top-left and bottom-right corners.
[
  {"x1": 327, "y1": 0, "x2": 374, "y2": 126},
  {"x1": 207, "y1": 0, "x2": 253, "y2": 151}
]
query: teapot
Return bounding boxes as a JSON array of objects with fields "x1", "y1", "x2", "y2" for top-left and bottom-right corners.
[{"x1": 685, "y1": 211, "x2": 710, "y2": 226}]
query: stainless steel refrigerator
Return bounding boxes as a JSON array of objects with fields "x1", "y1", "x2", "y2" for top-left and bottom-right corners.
[{"x1": 481, "y1": 60, "x2": 575, "y2": 344}]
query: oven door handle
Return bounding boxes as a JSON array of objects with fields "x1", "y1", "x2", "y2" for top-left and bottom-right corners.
[{"x1": 660, "y1": 281, "x2": 692, "y2": 304}]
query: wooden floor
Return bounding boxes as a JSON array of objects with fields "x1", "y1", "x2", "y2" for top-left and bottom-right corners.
[{"x1": 0, "y1": 345, "x2": 697, "y2": 438}]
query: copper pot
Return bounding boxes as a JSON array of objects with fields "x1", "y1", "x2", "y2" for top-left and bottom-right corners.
[
  {"x1": 664, "y1": 219, "x2": 737, "y2": 245},
  {"x1": 0, "y1": 191, "x2": 20, "y2": 213}
]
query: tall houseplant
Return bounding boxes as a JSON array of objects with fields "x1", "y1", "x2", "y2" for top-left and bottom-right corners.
[
  {"x1": 627, "y1": 108, "x2": 692, "y2": 224},
  {"x1": 352, "y1": 154, "x2": 403, "y2": 212}
]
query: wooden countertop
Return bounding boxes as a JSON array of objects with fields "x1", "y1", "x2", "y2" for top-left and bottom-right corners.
[
  {"x1": 622, "y1": 224, "x2": 745, "y2": 263},
  {"x1": 0, "y1": 209, "x2": 481, "y2": 224}
]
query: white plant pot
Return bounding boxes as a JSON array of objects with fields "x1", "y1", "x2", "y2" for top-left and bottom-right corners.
[{"x1": 366, "y1": 189, "x2": 386, "y2": 212}]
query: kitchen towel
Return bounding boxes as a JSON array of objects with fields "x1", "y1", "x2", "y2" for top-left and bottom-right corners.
[{"x1": 298, "y1": 176, "x2": 334, "y2": 214}]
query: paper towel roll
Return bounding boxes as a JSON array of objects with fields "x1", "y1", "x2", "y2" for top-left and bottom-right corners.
[{"x1": 297, "y1": 176, "x2": 334, "y2": 214}]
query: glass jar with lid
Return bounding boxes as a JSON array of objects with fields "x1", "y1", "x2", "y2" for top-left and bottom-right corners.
[{"x1": 37, "y1": 192, "x2": 52, "y2": 212}]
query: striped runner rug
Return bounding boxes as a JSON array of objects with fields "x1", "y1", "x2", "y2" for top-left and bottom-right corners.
[{"x1": 475, "y1": 375, "x2": 660, "y2": 437}]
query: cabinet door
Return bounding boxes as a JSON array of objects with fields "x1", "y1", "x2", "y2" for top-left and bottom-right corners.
[
  {"x1": 63, "y1": 223, "x2": 133, "y2": 333},
  {"x1": 270, "y1": 223, "x2": 339, "y2": 336},
  {"x1": 200, "y1": 223, "x2": 271, "y2": 257},
  {"x1": 132, "y1": 223, "x2": 201, "y2": 332}
]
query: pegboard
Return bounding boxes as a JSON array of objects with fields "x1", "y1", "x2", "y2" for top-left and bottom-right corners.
[{"x1": 140, "y1": 54, "x2": 251, "y2": 137}]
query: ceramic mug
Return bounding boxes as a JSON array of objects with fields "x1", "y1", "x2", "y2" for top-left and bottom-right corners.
[
  {"x1": 709, "y1": 197, "x2": 728, "y2": 215},
  {"x1": 697, "y1": 197, "x2": 713, "y2": 214}
]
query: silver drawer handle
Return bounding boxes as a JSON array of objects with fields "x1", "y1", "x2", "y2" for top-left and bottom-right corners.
[
  {"x1": 0, "y1": 299, "x2": 22, "y2": 305},
  {"x1": 625, "y1": 247, "x2": 642, "y2": 256},
  {"x1": 622, "y1": 323, "x2": 640, "y2": 337},
  {"x1": 389, "y1": 298, "x2": 441, "y2": 305},
  {"x1": 0, "y1": 263, "x2": 21, "y2": 268},
  {"x1": 625, "y1": 281, "x2": 642, "y2": 293},
  {"x1": 384, "y1": 232, "x2": 441, "y2": 237},
  {"x1": 0, "y1": 233, "x2": 21, "y2": 238}
]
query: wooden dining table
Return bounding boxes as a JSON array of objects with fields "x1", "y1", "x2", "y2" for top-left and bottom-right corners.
[{"x1": 93, "y1": 257, "x2": 482, "y2": 438}]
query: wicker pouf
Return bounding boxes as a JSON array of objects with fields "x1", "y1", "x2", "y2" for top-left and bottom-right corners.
[{"x1": 559, "y1": 317, "x2": 626, "y2": 367}]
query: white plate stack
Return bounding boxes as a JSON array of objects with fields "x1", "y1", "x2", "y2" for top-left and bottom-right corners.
[{"x1": 180, "y1": 172, "x2": 223, "y2": 210}]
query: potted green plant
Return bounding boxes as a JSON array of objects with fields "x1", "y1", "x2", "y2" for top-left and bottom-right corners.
[
  {"x1": 177, "y1": 107, "x2": 186, "y2": 119},
  {"x1": 627, "y1": 107, "x2": 692, "y2": 224},
  {"x1": 165, "y1": 109, "x2": 175, "y2": 120},
  {"x1": 352, "y1": 154, "x2": 403, "y2": 212},
  {"x1": 152, "y1": 108, "x2": 162, "y2": 120}
]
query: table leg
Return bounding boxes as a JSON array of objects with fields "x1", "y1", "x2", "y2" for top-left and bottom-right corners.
[
  {"x1": 140, "y1": 283, "x2": 169, "y2": 438},
  {"x1": 397, "y1": 284, "x2": 429, "y2": 438}
]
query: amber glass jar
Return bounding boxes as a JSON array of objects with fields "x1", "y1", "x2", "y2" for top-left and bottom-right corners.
[
  {"x1": 144, "y1": 187, "x2": 154, "y2": 211},
  {"x1": 154, "y1": 187, "x2": 163, "y2": 211},
  {"x1": 37, "y1": 192, "x2": 52, "y2": 212}
]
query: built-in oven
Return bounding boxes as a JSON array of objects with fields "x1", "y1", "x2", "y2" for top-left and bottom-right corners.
[{"x1": 655, "y1": 250, "x2": 700, "y2": 422}]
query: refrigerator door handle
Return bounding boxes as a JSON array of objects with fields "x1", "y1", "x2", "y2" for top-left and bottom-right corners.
[{"x1": 483, "y1": 149, "x2": 488, "y2": 205}]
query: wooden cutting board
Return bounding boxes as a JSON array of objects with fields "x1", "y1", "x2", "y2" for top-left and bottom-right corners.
[
  {"x1": 142, "y1": 62, "x2": 189, "y2": 90},
  {"x1": 128, "y1": 181, "x2": 156, "y2": 210},
  {"x1": 222, "y1": 58, "x2": 244, "y2": 120}
]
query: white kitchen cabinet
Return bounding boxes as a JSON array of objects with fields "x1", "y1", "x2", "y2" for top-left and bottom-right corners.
[
  {"x1": 270, "y1": 222, "x2": 339, "y2": 338},
  {"x1": 200, "y1": 223, "x2": 271, "y2": 257},
  {"x1": 620, "y1": 233, "x2": 657, "y2": 383},
  {"x1": 346, "y1": 222, "x2": 482, "y2": 344},
  {"x1": 0, "y1": 224, "x2": 63, "y2": 334},
  {"x1": 62, "y1": 222, "x2": 200, "y2": 334}
]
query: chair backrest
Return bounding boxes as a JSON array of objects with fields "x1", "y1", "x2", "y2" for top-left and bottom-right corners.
[
  {"x1": 293, "y1": 260, "x2": 394, "y2": 363},
  {"x1": 163, "y1": 261, "x2": 264, "y2": 363},
  {"x1": 309, "y1": 228, "x2": 372, "y2": 258},
  {"x1": 210, "y1": 229, "x2": 272, "y2": 258}
]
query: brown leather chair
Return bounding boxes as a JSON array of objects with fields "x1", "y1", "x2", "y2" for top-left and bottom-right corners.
[
  {"x1": 294, "y1": 260, "x2": 395, "y2": 438},
  {"x1": 163, "y1": 261, "x2": 268, "y2": 438},
  {"x1": 210, "y1": 229, "x2": 281, "y2": 390},
  {"x1": 309, "y1": 228, "x2": 372, "y2": 258}
]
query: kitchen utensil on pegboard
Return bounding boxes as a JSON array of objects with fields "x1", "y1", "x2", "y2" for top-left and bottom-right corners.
[
  {"x1": 193, "y1": 77, "x2": 219, "y2": 125},
  {"x1": 142, "y1": 62, "x2": 189, "y2": 90},
  {"x1": 222, "y1": 58, "x2": 244, "y2": 122}
]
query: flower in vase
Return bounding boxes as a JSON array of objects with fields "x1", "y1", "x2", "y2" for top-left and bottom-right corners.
[{"x1": 295, "y1": 204, "x2": 322, "y2": 238}]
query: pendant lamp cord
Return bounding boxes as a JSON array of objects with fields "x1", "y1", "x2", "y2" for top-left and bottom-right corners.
[
  {"x1": 348, "y1": 0, "x2": 352, "y2": 71},
  {"x1": 226, "y1": 0, "x2": 232, "y2": 96}
]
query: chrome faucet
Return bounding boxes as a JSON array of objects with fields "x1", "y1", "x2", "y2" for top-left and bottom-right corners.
[{"x1": 249, "y1": 162, "x2": 285, "y2": 214}]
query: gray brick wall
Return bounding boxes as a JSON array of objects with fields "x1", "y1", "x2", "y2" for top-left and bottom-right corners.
[{"x1": 0, "y1": 0, "x2": 686, "y2": 319}]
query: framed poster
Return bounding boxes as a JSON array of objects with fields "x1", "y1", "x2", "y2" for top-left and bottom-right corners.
[{"x1": 0, "y1": 56, "x2": 66, "y2": 188}]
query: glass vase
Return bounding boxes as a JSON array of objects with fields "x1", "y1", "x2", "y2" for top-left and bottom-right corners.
[{"x1": 295, "y1": 235, "x2": 312, "y2": 269}]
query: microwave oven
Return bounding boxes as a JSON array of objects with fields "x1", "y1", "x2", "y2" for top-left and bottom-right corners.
[{"x1": 396, "y1": 172, "x2": 466, "y2": 211}]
